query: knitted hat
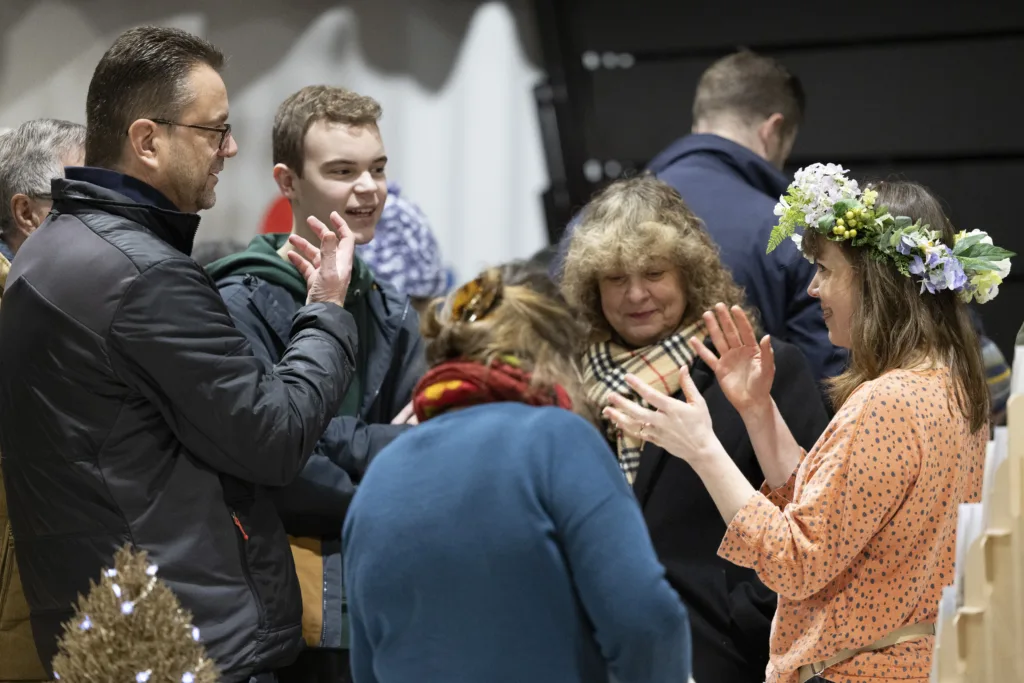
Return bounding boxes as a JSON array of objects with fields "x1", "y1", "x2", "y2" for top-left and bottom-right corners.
[{"x1": 357, "y1": 182, "x2": 452, "y2": 299}]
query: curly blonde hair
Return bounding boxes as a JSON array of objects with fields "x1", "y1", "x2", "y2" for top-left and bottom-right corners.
[
  {"x1": 560, "y1": 174, "x2": 751, "y2": 338},
  {"x1": 420, "y1": 261, "x2": 596, "y2": 423}
]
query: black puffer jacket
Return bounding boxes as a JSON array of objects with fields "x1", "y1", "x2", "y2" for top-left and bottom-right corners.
[{"x1": 0, "y1": 170, "x2": 357, "y2": 682}]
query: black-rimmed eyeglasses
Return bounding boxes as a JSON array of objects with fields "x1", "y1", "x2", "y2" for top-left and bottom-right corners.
[{"x1": 148, "y1": 118, "x2": 232, "y2": 150}]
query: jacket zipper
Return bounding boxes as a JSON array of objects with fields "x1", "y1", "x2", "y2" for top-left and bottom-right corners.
[
  {"x1": 230, "y1": 512, "x2": 266, "y2": 623},
  {"x1": 365, "y1": 295, "x2": 411, "y2": 413}
]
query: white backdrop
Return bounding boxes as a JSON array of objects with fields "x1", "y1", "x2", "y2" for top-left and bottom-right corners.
[{"x1": 0, "y1": 0, "x2": 549, "y2": 283}]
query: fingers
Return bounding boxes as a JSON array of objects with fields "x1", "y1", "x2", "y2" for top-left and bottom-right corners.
[
  {"x1": 714, "y1": 303, "x2": 743, "y2": 349},
  {"x1": 605, "y1": 392, "x2": 657, "y2": 425},
  {"x1": 602, "y1": 406, "x2": 648, "y2": 440},
  {"x1": 329, "y1": 211, "x2": 355, "y2": 242},
  {"x1": 305, "y1": 215, "x2": 332, "y2": 243},
  {"x1": 702, "y1": 309, "x2": 730, "y2": 354},
  {"x1": 287, "y1": 234, "x2": 321, "y2": 269},
  {"x1": 286, "y1": 250, "x2": 316, "y2": 283},
  {"x1": 391, "y1": 402, "x2": 415, "y2": 425},
  {"x1": 329, "y1": 211, "x2": 356, "y2": 266},
  {"x1": 733, "y1": 306, "x2": 760, "y2": 347},
  {"x1": 678, "y1": 364, "x2": 705, "y2": 408},
  {"x1": 624, "y1": 373, "x2": 676, "y2": 412},
  {"x1": 760, "y1": 335, "x2": 776, "y2": 378},
  {"x1": 689, "y1": 336, "x2": 719, "y2": 372},
  {"x1": 308, "y1": 215, "x2": 338, "y2": 277}
]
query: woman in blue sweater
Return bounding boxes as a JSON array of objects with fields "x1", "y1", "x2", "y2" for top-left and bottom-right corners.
[{"x1": 342, "y1": 263, "x2": 691, "y2": 683}]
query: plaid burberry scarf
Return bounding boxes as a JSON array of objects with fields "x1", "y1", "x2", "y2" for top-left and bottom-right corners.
[{"x1": 583, "y1": 321, "x2": 704, "y2": 483}]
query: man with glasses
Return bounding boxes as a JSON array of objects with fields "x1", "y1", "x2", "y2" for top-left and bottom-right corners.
[
  {"x1": 207, "y1": 84, "x2": 426, "y2": 683},
  {"x1": 0, "y1": 118, "x2": 85, "y2": 261},
  {"x1": 0, "y1": 26, "x2": 360, "y2": 683}
]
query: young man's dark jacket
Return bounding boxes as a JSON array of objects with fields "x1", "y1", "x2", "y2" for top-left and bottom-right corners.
[
  {"x1": 0, "y1": 168, "x2": 357, "y2": 682},
  {"x1": 207, "y1": 234, "x2": 425, "y2": 647}
]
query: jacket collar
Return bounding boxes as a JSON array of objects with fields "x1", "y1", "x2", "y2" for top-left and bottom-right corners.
[
  {"x1": 646, "y1": 133, "x2": 790, "y2": 200},
  {"x1": 55, "y1": 167, "x2": 200, "y2": 256}
]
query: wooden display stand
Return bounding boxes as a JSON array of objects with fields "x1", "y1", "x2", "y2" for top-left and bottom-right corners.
[{"x1": 932, "y1": 347, "x2": 1024, "y2": 682}]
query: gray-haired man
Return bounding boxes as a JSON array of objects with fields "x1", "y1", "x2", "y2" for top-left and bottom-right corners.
[{"x1": 0, "y1": 118, "x2": 85, "y2": 261}]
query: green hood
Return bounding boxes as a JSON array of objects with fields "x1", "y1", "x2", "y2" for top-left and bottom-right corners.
[{"x1": 206, "y1": 233, "x2": 374, "y2": 304}]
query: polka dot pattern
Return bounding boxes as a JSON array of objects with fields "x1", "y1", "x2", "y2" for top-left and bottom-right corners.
[{"x1": 718, "y1": 368, "x2": 985, "y2": 683}]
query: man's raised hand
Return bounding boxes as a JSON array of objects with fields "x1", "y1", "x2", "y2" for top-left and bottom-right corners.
[{"x1": 287, "y1": 211, "x2": 357, "y2": 308}]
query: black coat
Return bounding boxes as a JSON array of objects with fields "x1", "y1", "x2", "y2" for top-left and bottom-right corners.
[
  {"x1": 0, "y1": 173, "x2": 357, "y2": 682},
  {"x1": 216, "y1": 272, "x2": 424, "y2": 539},
  {"x1": 632, "y1": 338, "x2": 829, "y2": 683}
]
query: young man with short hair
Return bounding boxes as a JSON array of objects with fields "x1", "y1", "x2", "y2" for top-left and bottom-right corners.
[{"x1": 208, "y1": 85, "x2": 424, "y2": 681}]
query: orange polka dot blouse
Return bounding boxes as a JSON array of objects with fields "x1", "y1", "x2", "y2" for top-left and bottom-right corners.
[{"x1": 718, "y1": 368, "x2": 985, "y2": 683}]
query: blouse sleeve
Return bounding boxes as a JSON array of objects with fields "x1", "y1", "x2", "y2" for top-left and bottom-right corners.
[
  {"x1": 717, "y1": 381, "x2": 918, "y2": 601},
  {"x1": 757, "y1": 448, "x2": 807, "y2": 509}
]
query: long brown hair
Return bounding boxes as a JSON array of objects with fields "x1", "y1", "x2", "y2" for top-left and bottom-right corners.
[
  {"x1": 420, "y1": 261, "x2": 595, "y2": 423},
  {"x1": 560, "y1": 174, "x2": 752, "y2": 338},
  {"x1": 802, "y1": 180, "x2": 989, "y2": 432}
]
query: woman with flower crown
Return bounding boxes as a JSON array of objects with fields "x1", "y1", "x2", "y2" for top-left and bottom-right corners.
[{"x1": 604, "y1": 165, "x2": 1013, "y2": 683}]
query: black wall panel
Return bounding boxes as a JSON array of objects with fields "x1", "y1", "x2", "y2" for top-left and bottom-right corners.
[
  {"x1": 569, "y1": 1, "x2": 1024, "y2": 52},
  {"x1": 533, "y1": 2, "x2": 1024, "y2": 357},
  {"x1": 588, "y1": 38, "x2": 1024, "y2": 163}
]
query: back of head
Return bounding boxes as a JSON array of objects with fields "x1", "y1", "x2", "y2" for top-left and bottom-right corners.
[
  {"x1": 273, "y1": 85, "x2": 382, "y2": 177},
  {"x1": 802, "y1": 180, "x2": 989, "y2": 431},
  {"x1": 561, "y1": 174, "x2": 750, "y2": 336},
  {"x1": 693, "y1": 50, "x2": 804, "y2": 137},
  {"x1": 421, "y1": 261, "x2": 593, "y2": 421},
  {"x1": 0, "y1": 118, "x2": 85, "y2": 236},
  {"x1": 85, "y1": 26, "x2": 224, "y2": 169}
]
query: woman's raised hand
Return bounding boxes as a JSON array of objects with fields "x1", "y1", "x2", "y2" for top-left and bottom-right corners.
[{"x1": 691, "y1": 304, "x2": 775, "y2": 415}]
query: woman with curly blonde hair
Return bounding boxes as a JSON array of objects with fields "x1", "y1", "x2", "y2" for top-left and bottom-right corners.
[
  {"x1": 342, "y1": 261, "x2": 691, "y2": 683},
  {"x1": 561, "y1": 174, "x2": 829, "y2": 683}
]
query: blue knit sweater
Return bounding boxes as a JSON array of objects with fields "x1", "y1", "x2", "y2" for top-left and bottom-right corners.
[{"x1": 342, "y1": 402, "x2": 691, "y2": 683}]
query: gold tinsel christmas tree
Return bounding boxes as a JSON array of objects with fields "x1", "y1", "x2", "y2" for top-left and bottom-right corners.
[{"x1": 51, "y1": 544, "x2": 218, "y2": 683}]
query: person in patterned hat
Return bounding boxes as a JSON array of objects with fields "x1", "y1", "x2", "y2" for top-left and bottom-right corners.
[
  {"x1": 206, "y1": 85, "x2": 425, "y2": 683},
  {"x1": 357, "y1": 181, "x2": 452, "y2": 315}
]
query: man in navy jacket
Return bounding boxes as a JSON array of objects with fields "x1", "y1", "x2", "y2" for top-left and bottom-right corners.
[{"x1": 560, "y1": 51, "x2": 845, "y2": 386}]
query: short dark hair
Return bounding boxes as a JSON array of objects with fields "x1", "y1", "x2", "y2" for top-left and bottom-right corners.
[
  {"x1": 85, "y1": 26, "x2": 224, "y2": 169},
  {"x1": 273, "y1": 86, "x2": 382, "y2": 178},
  {"x1": 692, "y1": 50, "x2": 805, "y2": 134}
]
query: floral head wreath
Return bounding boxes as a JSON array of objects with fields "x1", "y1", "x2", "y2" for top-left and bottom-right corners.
[{"x1": 767, "y1": 163, "x2": 1014, "y2": 304}]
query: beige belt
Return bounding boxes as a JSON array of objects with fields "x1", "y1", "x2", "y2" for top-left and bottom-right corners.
[{"x1": 796, "y1": 621, "x2": 936, "y2": 683}]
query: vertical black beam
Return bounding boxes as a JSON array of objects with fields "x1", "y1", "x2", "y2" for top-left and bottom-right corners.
[{"x1": 531, "y1": 0, "x2": 592, "y2": 243}]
